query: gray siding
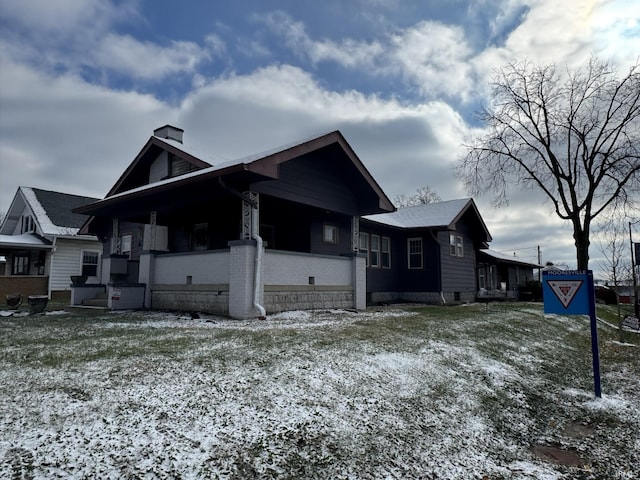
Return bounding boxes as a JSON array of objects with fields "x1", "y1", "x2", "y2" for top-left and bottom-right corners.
[
  {"x1": 439, "y1": 229, "x2": 476, "y2": 293},
  {"x1": 254, "y1": 154, "x2": 361, "y2": 216}
]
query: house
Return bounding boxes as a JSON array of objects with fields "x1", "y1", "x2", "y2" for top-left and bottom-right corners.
[
  {"x1": 74, "y1": 126, "x2": 395, "y2": 318},
  {"x1": 476, "y1": 249, "x2": 541, "y2": 300},
  {"x1": 361, "y1": 199, "x2": 492, "y2": 304},
  {"x1": 73, "y1": 126, "x2": 506, "y2": 318},
  {"x1": 0, "y1": 187, "x2": 102, "y2": 302}
]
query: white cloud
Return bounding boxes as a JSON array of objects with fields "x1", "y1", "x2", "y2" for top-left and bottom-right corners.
[
  {"x1": 94, "y1": 34, "x2": 210, "y2": 79},
  {"x1": 0, "y1": 0, "x2": 126, "y2": 34},
  {"x1": 389, "y1": 21, "x2": 475, "y2": 100}
]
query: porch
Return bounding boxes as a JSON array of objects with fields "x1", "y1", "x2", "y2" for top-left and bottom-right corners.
[
  {"x1": 1, "y1": 276, "x2": 49, "y2": 305},
  {"x1": 71, "y1": 243, "x2": 365, "y2": 319}
]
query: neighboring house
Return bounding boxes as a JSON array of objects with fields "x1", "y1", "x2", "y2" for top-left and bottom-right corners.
[
  {"x1": 0, "y1": 187, "x2": 101, "y2": 301},
  {"x1": 72, "y1": 126, "x2": 515, "y2": 318},
  {"x1": 477, "y1": 249, "x2": 541, "y2": 300},
  {"x1": 361, "y1": 199, "x2": 492, "y2": 304}
]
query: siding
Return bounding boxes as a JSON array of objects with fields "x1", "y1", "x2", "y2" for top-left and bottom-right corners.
[
  {"x1": 253, "y1": 152, "x2": 361, "y2": 216},
  {"x1": 50, "y1": 239, "x2": 102, "y2": 291},
  {"x1": 439, "y1": 229, "x2": 476, "y2": 293}
]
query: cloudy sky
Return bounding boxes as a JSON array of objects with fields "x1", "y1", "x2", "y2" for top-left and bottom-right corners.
[{"x1": 1, "y1": 0, "x2": 638, "y2": 270}]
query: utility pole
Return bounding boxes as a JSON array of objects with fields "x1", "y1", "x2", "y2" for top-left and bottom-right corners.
[{"x1": 630, "y1": 222, "x2": 639, "y2": 317}]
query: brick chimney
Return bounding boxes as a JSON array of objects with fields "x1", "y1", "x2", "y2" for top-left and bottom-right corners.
[{"x1": 153, "y1": 125, "x2": 184, "y2": 144}]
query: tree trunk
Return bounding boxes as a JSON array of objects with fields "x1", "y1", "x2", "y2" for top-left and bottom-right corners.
[{"x1": 573, "y1": 225, "x2": 590, "y2": 271}]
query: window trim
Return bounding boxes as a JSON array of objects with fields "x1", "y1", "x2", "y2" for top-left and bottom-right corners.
[{"x1": 408, "y1": 237, "x2": 423, "y2": 269}]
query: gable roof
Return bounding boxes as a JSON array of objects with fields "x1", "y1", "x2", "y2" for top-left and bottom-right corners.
[
  {"x1": 364, "y1": 198, "x2": 491, "y2": 236},
  {"x1": 1, "y1": 187, "x2": 99, "y2": 237},
  {"x1": 107, "y1": 135, "x2": 213, "y2": 197},
  {"x1": 76, "y1": 130, "x2": 395, "y2": 217}
]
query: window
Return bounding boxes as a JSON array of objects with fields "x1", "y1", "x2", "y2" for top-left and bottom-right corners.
[
  {"x1": 21, "y1": 215, "x2": 35, "y2": 234},
  {"x1": 81, "y1": 251, "x2": 99, "y2": 277},
  {"x1": 450, "y1": 234, "x2": 463, "y2": 257},
  {"x1": 381, "y1": 236, "x2": 391, "y2": 268},
  {"x1": 12, "y1": 252, "x2": 30, "y2": 275},
  {"x1": 370, "y1": 235, "x2": 380, "y2": 267},
  {"x1": 323, "y1": 224, "x2": 338, "y2": 244},
  {"x1": 192, "y1": 223, "x2": 208, "y2": 251},
  {"x1": 120, "y1": 234, "x2": 132, "y2": 258},
  {"x1": 359, "y1": 232, "x2": 369, "y2": 266},
  {"x1": 359, "y1": 233, "x2": 391, "y2": 268},
  {"x1": 479, "y1": 268, "x2": 486, "y2": 290},
  {"x1": 408, "y1": 238, "x2": 423, "y2": 269}
]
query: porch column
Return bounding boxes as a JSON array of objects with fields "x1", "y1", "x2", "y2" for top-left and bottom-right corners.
[
  {"x1": 111, "y1": 218, "x2": 120, "y2": 254},
  {"x1": 228, "y1": 239, "x2": 263, "y2": 319},
  {"x1": 351, "y1": 252, "x2": 367, "y2": 310},
  {"x1": 352, "y1": 216, "x2": 360, "y2": 252},
  {"x1": 138, "y1": 251, "x2": 155, "y2": 309}
]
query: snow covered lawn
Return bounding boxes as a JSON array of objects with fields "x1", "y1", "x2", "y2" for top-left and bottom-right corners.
[{"x1": 1, "y1": 304, "x2": 638, "y2": 479}]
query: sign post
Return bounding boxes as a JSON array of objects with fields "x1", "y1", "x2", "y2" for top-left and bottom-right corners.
[{"x1": 543, "y1": 270, "x2": 601, "y2": 398}]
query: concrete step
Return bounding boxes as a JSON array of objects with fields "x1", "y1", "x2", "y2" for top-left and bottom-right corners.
[
  {"x1": 65, "y1": 305, "x2": 108, "y2": 313},
  {"x1": 82, "y1": 298, "x2": 108, "y2": 308}
]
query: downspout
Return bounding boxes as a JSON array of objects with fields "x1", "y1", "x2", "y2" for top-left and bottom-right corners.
[
  {"x1": 48, "y1": 236, "x2": 57, "y2": 299},
  {"x1": 429, "y1": 231, "x2": 445, "y2": 305},
  {"x1": 252, "y1": 231, "x2": 266, "y2": 319}
]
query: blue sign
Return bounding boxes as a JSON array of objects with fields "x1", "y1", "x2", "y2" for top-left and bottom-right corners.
[
  {"x1": 543, "y1": 270, "x2": 592, "y2": 315},
  {"x1": 542, "y1": 269, "x2": 601, "y2": 398}
]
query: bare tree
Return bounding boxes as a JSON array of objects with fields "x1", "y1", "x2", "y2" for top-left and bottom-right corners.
[
  {"x1": 456, "y1": 58, "x2": 640, "y2": 270},
  {"x1": 394, "y1": 186, "x2": 442, "y2": 208},
  {"x1": 595, "y1": 219, "x2": 629, "y2": 330}
]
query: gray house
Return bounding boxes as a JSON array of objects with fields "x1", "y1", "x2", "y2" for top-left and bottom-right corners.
[
  {"x1": 72, "y1": 126, "x2": 506, "y2": 318},
  {"x1": 74, "y1": 127, "x2": 395, "y2": 318}
]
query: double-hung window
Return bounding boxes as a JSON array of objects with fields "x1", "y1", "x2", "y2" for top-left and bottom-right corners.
[
  {"x1": 408, "y1": 238, "x2": 423, "y2": 269},
  {"x1": 381, "y1": 236, "x2": 391, "y2": 268},
  {"x1": 359, "y1": 233, "x2": 391, "y2": 268},
  {"x1": 450, "y1": 234, "x2": 463, "y2": 257},
  {"x1": 81, "y1": 251, "x2": 100, "y2": 277},
  {"x1": 370, "y1": 235, "x2": 380, "y2": 267},
  {"x1": 359, "y1": 233, "x2": 369, "y2": 267}
]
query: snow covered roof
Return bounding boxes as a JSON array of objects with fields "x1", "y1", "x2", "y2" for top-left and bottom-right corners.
[
  {"x1": 479, "y1": 249, "x2": 542, "y2": 268},
  {"x1": 364, "y1": 198, "x2": 473, "y2": 229},
  {"x1": 20, "y1": 187, "x2": 99, "y2": 236},
  {"x1": 0, "y1": 233, "x2": 52, "y2": 249}
]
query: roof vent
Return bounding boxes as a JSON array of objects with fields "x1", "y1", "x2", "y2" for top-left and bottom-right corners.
[{"x1": 153, "y1": 125, "x2": 184, "y2": 144}]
